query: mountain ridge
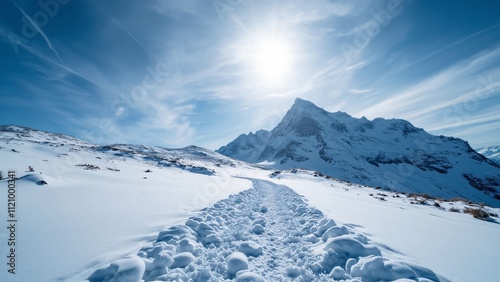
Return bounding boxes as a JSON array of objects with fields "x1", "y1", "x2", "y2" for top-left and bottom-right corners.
[
  {"x1": 218, "y1": 98, "x2": 500, "y2": 207},
  {"x1": 0, "y1": 124, "x2": 246, "y2": 177},
  {"x1": 2, "y1": 108, "x2": 499, "y2": 208}
]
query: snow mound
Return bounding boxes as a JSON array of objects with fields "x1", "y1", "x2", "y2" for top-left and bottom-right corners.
[
  {"x1": 251, "y1": 224, "x2": 265, "y2": 234},
  {"x1": 322, "y1": 225, "x2": 349, "y2": 242},
  {"x1": 176, "y1": 238, "x2": 199, "y2": 255},
  {"x1": 252, "y1": 217, "x2": 266, "y2": 227},
  {"x1": 152, "y1": 251, "x2": 173, "y2": 269},
  {"x1": 88, "y1": 256, "x2": 145, "y2": 282},
  {"x1": 350, "y1": 256, "x2": 441, "y2": 281},
  {"x1": 227, "y1": 252, "x2": 249, "y2": 276},
  {"x1": 235, "y1": 271, "x2": 265, "y2": 282},
  {"x1": 170, "y1": 252, "x2": 195, "y2": 269},
  {"x1": 19, "y1": 173, "x2": 50, "y2": 185},
  {"x1": 324, "y1": 235, "x2": 381, "y2": 257},
  {"x1": 156, "y1": 225, "x2": 196, "y2": 243},
  {"x1": 239, "y1": 241, "x2": 263, "y2": 257}
]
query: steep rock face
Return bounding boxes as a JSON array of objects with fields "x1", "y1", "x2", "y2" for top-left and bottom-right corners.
[
  {"x1": 218, "y1": 98, "x2": 500, "y2": 206},
  {"x1": 218, "y1": 130, "x2": 271, "y2": 162}
]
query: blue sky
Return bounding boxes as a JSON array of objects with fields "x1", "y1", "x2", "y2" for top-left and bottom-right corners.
[{"x1": 1, "y1": 0, "x2": 499, "y2": 149}]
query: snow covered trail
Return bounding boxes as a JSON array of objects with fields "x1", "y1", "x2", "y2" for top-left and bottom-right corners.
[{"x1": 89, "y1": 179, "x2": 441, "y2": 281}]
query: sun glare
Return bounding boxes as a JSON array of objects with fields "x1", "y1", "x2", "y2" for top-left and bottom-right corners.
[{"x1": 252, "y1": 38, "x2": 294, "y2": 85}]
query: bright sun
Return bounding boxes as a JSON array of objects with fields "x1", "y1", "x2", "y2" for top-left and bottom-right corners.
[{"x1": 252, "y1": 38, "x2": 294, "y2": 85}]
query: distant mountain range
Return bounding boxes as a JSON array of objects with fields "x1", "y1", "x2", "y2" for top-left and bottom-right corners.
[
  {"x1": 218, "y1": 98, "x2": 500, "y2": 207},
  {"x1": 476, "y1": 145, "x2": 500, "y2": 165},
  {"x1": 2, "y1": 104, "x2": 500, "y2": 208}
]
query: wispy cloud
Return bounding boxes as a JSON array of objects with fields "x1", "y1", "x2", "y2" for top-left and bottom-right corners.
[
  {"x1": 356, "y1": 47, "x2": 500, "y2": 144},
  {"x1": 345, "y1": 61, "x2": 369, "y2": 70},
  {"x1": 349, "y1": 88, "x2": 373, "y2": 95},
  {"x1": 428, "y1": 112, "x2": 500, "y2": 132},
  {"x1": 386, "y1": 23, "x2": 500, "y2": 77},
  {"x1": 439, "y1": 120, "x2": 500, "y2": 148},
  {"x1": 284, "y1": 0, "x2": 356, "y2": 23},
  {"x1": 12, "y1": 0, "x2": 63, "y2": 63},
  {"x1": 109, "y1": 17, "x2": 177, "y2": 81}
]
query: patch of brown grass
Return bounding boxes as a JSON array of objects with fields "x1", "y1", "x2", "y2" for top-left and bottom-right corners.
[{"x1": 463, "y1": 207, "x2": 490, "y2": 220}]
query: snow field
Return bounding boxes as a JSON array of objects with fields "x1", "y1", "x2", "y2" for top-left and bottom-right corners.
[
  {"x1": 0, "y1": 138, "x2": 251, "y2": 282},
  {"x1": 275, "y1": 172, "x2": 500, "y2": 281},
  {"x1": 89, "y1": 179, "x2": 439, "y2": 281}
]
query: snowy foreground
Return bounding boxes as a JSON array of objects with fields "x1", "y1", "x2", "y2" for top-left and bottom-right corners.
[
  {"x1": 1, "y1": 129, "x2": 500, "y2": 281},
  {"x1": 89, "y1": 179, "x2": 440, "y2": 282}
]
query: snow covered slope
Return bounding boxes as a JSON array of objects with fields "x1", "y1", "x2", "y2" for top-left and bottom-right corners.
[
  {"x1": 476, "y1": 145, "x2": 500, "y2": 165},
  {"x1": 0, "y1": 126, "x2": 252, "y2": 282},
  {"x1": 273, "y1": 170, "x2": 500, "y2": 282},
  {"x1": 218, "y1": 98, "x2": 500, "y2": 207}
]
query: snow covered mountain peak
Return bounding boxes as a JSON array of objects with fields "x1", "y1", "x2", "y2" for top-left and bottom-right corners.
[
  {"x1": 289, "y1": 97, "x2": 326, "y2": 115},
  {"x1": 286, "y1": 98, "x2": 351, "y2": 123},
  {"x1": 218, "y1": 98, "x2": 500, "y2": 207}
]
